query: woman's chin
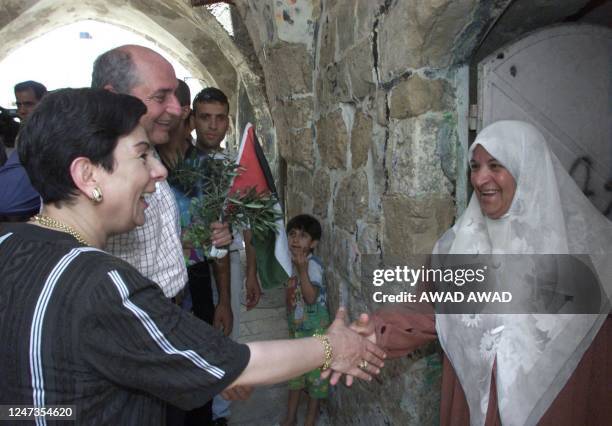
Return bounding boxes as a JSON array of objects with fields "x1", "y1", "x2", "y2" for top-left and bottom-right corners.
[
  {"x1": 108, "y1": 220, "x2": 144, "y2": 237},
  {"x1": 480, "y1": 207, "x2": 505, "y2": 220}
]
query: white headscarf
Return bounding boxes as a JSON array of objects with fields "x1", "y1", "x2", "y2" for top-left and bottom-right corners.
[{"x1": 433, "y1": 121, "x2": 612, "y2": 426}]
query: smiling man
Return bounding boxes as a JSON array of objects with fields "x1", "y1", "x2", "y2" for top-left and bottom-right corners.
[
  {"x1": 91, "y1": 46, "x2": 232, "y2": 301},
  {"x1": 91, "y1": 45, "x2": 188, "y2": 300}
]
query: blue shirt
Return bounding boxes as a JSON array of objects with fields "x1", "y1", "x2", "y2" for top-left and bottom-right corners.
[{"x1": 0, "y1": 151, "x2": 40, "y2": 216}]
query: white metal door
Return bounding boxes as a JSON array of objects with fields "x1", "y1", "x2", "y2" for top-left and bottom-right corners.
[{"x1": 478, "y1": 24, "x2": 612, "y2": 216}]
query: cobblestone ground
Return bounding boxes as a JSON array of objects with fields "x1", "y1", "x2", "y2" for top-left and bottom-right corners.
[{"x1": 229, "y1": 287, "x2": 331, "y2": 426}]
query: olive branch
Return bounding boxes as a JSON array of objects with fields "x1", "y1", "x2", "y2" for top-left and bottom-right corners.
[{"x1": 170, "y1": 152, "x2": 282, "y2": 257}]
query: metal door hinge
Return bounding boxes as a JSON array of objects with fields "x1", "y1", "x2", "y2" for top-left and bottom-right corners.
[{"x1": 468, "y1": 104, "x2": 478, "y2": 131}]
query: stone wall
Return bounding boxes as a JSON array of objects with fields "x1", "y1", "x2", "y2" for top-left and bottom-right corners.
[
  {"x1": 0, "y1": 0, "x2": 505, "y2": 423},
  {"x1": 233, "y1": 0, "x2": 510, "y2": 424}
]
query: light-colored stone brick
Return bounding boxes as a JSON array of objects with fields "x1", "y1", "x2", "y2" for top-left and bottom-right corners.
[
  {"x1": 313, "y1": 168, "x2": 330, "y2": 219},
  {"x1": 351, "y1": 110, "x2": 372, "y2": 169},
  {"x1": 278, "y1": 127, "x2": 314, "y2": 170},
  {"x1": 264, "y1": 41, "x2": 313, "y2": 95},
  {"x1": 382, "y1": 194, "x2": 455, "y2": 257},
  {"x1": 333, "y1": 170, "x2": 368, "y2": 232},
  {"x1": 315, "y1": 109, "x2": 348, "y2": 169},
  {"x1": 386, "y1": 117, "x2": 454, "y2": 197},
  {"x1": 389, "y1": 75, "x2": 451, "y2": 119},
  {"x1": 344, "y1": 39, "x2": 375, "y2": 99}
]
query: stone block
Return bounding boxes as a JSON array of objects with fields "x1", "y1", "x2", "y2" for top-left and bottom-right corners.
[
  {"x1": 273, "y1": 0, "x2": 318, "y2": 46},
  {"x1": 374, "y1": 89, "x2": 389, "y2": 126},
  {"x1": 276, "y1": 97, "x2": 313, "y2": 130},
  {"x1": 288, "y1": 165, "x2": 313, "y2": 195},
  {"x1": 315, "y1": 67, "x2": 333, "y2": 112},
  {"x1": 368, "y1": 121, "x2": 388, "y2": 194},
  {"x1": 344, "y1": 39, "x2": 375, "y2": 100},
  {"x1": 324, "y1": 270, "x2": 343, "y2": 312},
  {"x1": 351, "y1": 110, "x2": 372, "y2": 169},
  {"x1": 318, "y1": 13, "x2": 336, "y2": 67},
  {"x1": 420, "y1": 0, "x2": 478, "y2": 67},
  {"x1": 331, "y1": 234, "x2": 350, "y2": 281},
  {"x1": 316, "y1": 62, "x2": 351, "y2": 111},
  {"x1": 328, "y1": 348, "x2": 441, "y2": 425},
  {"x1": 329, "y1": 229, "x2": 361, "y2": 284},
  {"x1": 291, "y1": 125, "x2": 314, "y2": 169},
  {"x1": 386, "y1": 117, "x2": 454, "y2": 197},
  {"x1": 334, "y1": 0, "x2": 355, "y2": 51},
  {"x1": 286, "y1": 191, "x2": 306, "y2": 220},
  {"x1": 355, "y1": 0, "x2": 386, "y2": 41},
  {"x1": 378, "y1": 0, "x2": 424, "y2": 79},
  {"x1": 315, "y1": 109, "x2": 348, "y2": 169},
  {"x1": 312, "y1": 168, "x2": 330, "y2": 219},
  {"x1": 333, "y1": 170, "x2": 368, "y2": 232},
  {"x1": 278, "y1": 126, "x2": 314, "y2": 170},
  {"x1": 0, "y1": 1, "x2": 34, "y2": 30},
  {"x1": 437, "y1": 112, "x2": 459, "y2": 184},
  {"x1": 317, "y1": 221, "x2": 334, "y2": 264},
  {"x1": 357, "y1": 221, "x2": 381, "y2": 256},
  {"x1": 329, "y1": 61, "x2": 352, "y2": 103},
  {"x1": 382, "y1": 195, "x2": 455, "y2": 258},
  {"x1": 378, "y1": 0, "x2": 477, "y2": 79},
  {"x1": 389, "y1": 75, "x2": 451, "y2": 119},
  {"x1": 265, "y1": 41, "x2": 313, "y2": 96}
]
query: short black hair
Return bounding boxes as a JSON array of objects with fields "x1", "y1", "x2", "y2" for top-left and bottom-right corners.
[
  {"x1": 176, "y1": 79, "x2": 191, "y2": 107},
  {"x1": 193, "y1": 87, "x2": 229, "y2": 112},
  {"x1": 18, "y1": 88, "x2": 146, "y2": 205},
  {"x1": 14, "y1": 80, "x2": 47, "y2": 100},
  {"x1": 286, "y1": 214, "x2": 322, "y2": 241}
]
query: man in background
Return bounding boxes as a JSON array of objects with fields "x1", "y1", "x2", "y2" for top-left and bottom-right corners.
[
  {"x1": 159, "y1": 79, "x2": 234, "y2": 338},
  {"x1": 0, "y1": 81, "x2": 46, "y2": 220},
  {"x1": 14, "y1": 80, "x2": 47, "y2": 123},
  {"x1": 192, "y1": 87, "x2": 261, "y2": 425},
  {"x1": 158, "y1": 79, "x2": 193, "y2": 168}
]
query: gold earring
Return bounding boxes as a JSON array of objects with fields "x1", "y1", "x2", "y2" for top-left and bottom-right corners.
[{"x1": 91, "y1": 187, "x2": 103, "y2": 203}]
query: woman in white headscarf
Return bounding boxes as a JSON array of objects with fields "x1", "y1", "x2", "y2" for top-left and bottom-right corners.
[{"x1": 368, "y1": 121, "x2": 611, "y2": 425}]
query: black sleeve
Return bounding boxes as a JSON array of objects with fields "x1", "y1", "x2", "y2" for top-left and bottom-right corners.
[{"x1": 79, "y1": 263, "x2": 250, "y2": 410}]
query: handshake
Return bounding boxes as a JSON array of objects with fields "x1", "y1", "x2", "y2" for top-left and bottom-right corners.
[
  {"x1": 320, "y1": 307, "x2": 385, "y2": 387},
  {"x1": 221, "y1": 307, "x2": 386, "y2": 401}
]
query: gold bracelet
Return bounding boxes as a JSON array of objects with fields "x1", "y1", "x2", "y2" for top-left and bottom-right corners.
[{"x1": 313, "y1": 333, "x2": 333, "y2": 370}]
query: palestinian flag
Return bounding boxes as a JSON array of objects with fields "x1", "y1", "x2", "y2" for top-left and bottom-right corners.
[{"x1": 229, "y1": 123, "x2": 292, "y2": 289}]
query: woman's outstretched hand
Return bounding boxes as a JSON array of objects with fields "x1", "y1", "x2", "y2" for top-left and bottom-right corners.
[{"x1": 322, "y1": 307, "x2": 385, "y2": 386}]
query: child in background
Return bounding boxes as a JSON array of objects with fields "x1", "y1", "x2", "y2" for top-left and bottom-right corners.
[{"x1": 281, "y1": 214, "x2": 330, "y2": 426}]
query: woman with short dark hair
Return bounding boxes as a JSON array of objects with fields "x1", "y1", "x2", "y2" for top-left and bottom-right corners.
[{"x1": 0, "y1": 88, "x2": 385, "y2": 425}]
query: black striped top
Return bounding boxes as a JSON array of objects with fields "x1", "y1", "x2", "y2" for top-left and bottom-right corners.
[{"x1": 0, "y1": 223, "x2": 250, "y2": 425}]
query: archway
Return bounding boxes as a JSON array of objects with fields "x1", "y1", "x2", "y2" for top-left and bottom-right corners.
[
  {"x1": 0, "y1": 0, "x2": 275, "y2": 160},
  {"x1": 0, "y1": 20, "x2": 207, "y2": 109}
]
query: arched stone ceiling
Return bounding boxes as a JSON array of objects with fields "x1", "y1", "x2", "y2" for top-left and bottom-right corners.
[{"x1": 0, "y1": 0, "x2": 271, "y2": 125}]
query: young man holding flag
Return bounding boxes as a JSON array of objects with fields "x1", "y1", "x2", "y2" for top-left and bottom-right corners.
[{"x1": 192, "y1": 87, "x2": 283, "y2": 425}]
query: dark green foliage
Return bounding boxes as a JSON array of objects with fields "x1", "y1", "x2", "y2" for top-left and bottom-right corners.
[{"x1": 172, "y1": 152, "x2": 281, "y2": 256}]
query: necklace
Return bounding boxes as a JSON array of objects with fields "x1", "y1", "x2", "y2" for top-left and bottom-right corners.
[{"x1": 33, "y1": 214, "x2": 90, "y2": 246}]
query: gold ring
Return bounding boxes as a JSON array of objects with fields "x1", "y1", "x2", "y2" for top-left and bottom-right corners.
[{"x1": 359, "y1": 360, "x2": 368, "y2": 369}]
